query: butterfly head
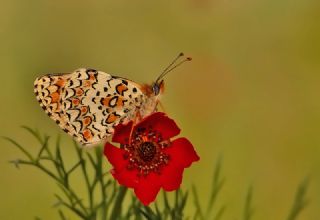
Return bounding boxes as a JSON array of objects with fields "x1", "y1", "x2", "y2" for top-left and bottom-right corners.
[
  {"x1": 152, "y1": 80, "x2": 164, "y2": 96},
  {"x1": 152, "y1": 53, "x2": 191, "y2": 97}
]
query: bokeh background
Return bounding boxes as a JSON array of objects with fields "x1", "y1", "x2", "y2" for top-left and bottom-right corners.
[{"x1": 1, "y1": 0, "x2": 320, "y2": 219}]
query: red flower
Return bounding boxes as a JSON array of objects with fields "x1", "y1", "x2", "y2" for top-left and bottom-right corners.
[{"x1": 104, "y1": 112, "x2": 200, "y2": 205}]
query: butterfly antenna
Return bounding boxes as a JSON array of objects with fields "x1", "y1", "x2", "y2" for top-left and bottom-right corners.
[
  {"x1": 157, "y1": 57, "x2": 192, "y2": 81},
  {"x1": 155, "y1": 52, "x2": 185, "y2": 83}
]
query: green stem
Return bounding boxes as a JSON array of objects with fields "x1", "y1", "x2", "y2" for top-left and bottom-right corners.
[
  {"x1": 110, "y1": 186, "x2": 128, "y2": 220},
  {"x1": 76, "y1": 146, "x2": 94, "y2": 212},
  {"x1": 2, "y1": 137, "x2": 34, "y2": 161},
  {"x1": 36, "y1": 163, "x2": 89, "y2": 217},
  {"x1": 100, "y1": 175, "x2": 107, "y2": 220}
]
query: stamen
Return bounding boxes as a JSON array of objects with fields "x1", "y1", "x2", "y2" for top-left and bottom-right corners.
[
  {"x1": 123, "y1": 127, "x2": 172, "y2": 175},
  {"x1": 137, "y1": 142, "x2": 157, "y2": 162}
]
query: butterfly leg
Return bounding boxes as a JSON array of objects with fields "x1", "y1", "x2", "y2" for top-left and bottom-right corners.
[
  {"x1": 133, "y1": 111, "x2": 143, "y2": 125},
  {"x1": 157, "y1": 101, "x2": 166, "y2": 113}
]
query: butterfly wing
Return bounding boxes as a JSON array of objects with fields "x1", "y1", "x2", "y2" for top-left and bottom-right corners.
[{"x1": 34, "y1": 68, "x2": 146, "y2": 146}]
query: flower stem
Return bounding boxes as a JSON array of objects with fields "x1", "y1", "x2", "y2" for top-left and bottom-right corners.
[{"x1": 109, "y1": 186, "x2": 128, "y2": 220}]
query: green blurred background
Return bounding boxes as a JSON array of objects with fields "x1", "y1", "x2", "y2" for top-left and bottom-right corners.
[{"x1": 1, "y1": 0, "x2": 320, "y2": 219}]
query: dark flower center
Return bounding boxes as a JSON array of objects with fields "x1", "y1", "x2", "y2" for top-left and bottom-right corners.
[
  {"x1": 137, "y1": 142, "x2": 157, "y2": 162},
  {"x1": 122, "y1": 126, "x2": 171, "y2": 176}
]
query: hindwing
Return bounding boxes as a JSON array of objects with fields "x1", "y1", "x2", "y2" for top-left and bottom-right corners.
[{"x1": 34, "y1": 68, "x2": 146, "y2": 146}]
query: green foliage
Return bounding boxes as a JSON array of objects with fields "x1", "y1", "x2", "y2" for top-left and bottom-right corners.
[
  {"x1": 286, "y1": 179, "x2": 309, "y2": 220},
  {"x1": 3, "y1": 127, "x2": 310, "y2": 220},
  {"x1": 242, "y1": 186, "x2": 254, "y2": 220}
]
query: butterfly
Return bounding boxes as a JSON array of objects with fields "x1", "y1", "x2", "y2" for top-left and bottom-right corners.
[{"x1": 34, "y1": 53, "x2": 191, "y2": 146}]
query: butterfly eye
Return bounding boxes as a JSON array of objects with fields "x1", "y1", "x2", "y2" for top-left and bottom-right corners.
[{"x1": 152, "y1": 83, "x2": 160, "y2": 95}]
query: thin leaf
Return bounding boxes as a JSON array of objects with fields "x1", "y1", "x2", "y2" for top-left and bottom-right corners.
[
  {"x1": 54, "y1": 194, "x2": 87, "y2": 220},
  {"x1": 140, "y1": 209, "x2": 155, "y2": 220},
  {"x1": 9, "y1": 159, "x2": 33, "y2": 167},
  {"x1": 9, "y1": 159, "x2": 21, "y2": 169},
  {"x1": 286, "y1": 178, "x2": 309, "y2": 220},
  {"x1": 2, "y1": 137, "x2": 34, "y2": 161},
  {"x1": 162, "y1": 190, "x2": 171, "y2": 211},
  {"x1": 243, "y1": 186, "x2": 254, "y2": 220},
  {"x1": 58, "y1": 210, "x2": 68, "y2": 220},
  {"x1": 110, "y1": 186, "x2": 128, "y2": 220},
  {"x1": 21, "y1": 126, "x2": 44, "y2": 144},
  {"x1": 67, "y1": 160, "x2": 83, "y2": 175},
  {"x1": 131, "y1": 196, "x2": 143, "y2": 220},
  {"x1": 179, "y1": 191, "x2": 189, "y2": 212},
  {"x1": 154, "y1": 201, "x2": 161, "y2": 217},
  {"x1": 214, "y1": 206, "x2": 226, "y2": 220},
  {"x1": 192, "y1": 184, "x2": 204, "y2": 220},
  {"x1": 36, "y1": 136, "x2": 50, "y2": 159},
  {"x1": 143, "y1": 206, "x2": 160, "y2": 219},
  {"x1": 55, "y1": 136, "x2": 66, "y2": 181},
  {"x1": 206, "y1": 156, "x2": 225, "y2": 218}
]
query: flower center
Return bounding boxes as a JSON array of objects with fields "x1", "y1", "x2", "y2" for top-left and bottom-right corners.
[
  {"x1": 137, "y1": 142, "x2": 157, "y2": 162},
  {"x1": 122, "y1": 126, "x2": 172, "y2": 176}
]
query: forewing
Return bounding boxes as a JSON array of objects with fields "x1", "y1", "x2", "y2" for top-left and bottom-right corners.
[{"x1": 34, "y1": 68, "x2": 146, "y2": 146}]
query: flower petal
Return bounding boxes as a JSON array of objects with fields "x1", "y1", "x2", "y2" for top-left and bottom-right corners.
[
  {"x1": 137, "y1": 112, "x2": 180, "y2": 139},
  {"x1": 104, "y1": 143, "x2": 139, "y2": 188},
  {"x1": 160, "y1": 160, "x2": 184, "y2": 191},
  {"x1": 165, "y1": 138, "x2": 200, "y2": 168},
  {"x1": 112, "y1": 168, "x2": 139, "y2": 188},
  {"x1": 134, "y1": 173, "x2": 161, "y2": 205},
  {"x1": 103, "y1": 142, "x2": 127, "y2": 171},
  {"x1": 112, "y1": 121, "x2": 133, "y2": 144}
]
